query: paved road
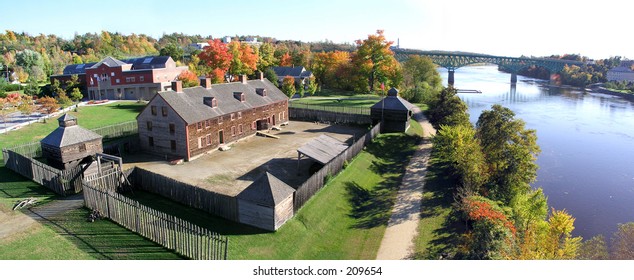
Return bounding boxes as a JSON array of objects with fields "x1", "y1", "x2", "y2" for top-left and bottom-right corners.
[
  {"x1": 0, "y1": 194, "x2": 84, "y2": 240},
  {"x1": 376, "y1": 107, "x2": 436, "y2": 260}
]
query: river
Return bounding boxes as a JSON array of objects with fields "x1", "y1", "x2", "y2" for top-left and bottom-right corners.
[{"x1": 437, "y1": 65, "x2": 634, "y2": 239}]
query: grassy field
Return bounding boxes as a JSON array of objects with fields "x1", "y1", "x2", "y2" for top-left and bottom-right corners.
[
  {"x1": 0, "y1": 208, "x2": 184, "y2": 260},
  {"x1": 0, "y1": 163, "x2": 58, "y2": 210},
  {"x1": 0, "y1": 101, "x2": 145, "y2": 149}
]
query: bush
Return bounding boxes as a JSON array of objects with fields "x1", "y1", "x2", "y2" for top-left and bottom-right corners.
[
  {"x1": 342, "y1": 160, "x2": 349, "y2": 169},
  {"x1": 324, "y1": 174, "x2": 333, "y2": 184}
]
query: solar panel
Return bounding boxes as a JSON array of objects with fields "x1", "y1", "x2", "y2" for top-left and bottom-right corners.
[
  {"x1": 142, "y1": 57, "x2": 153, "y2": 64},
  {"x1": 76, "y1": 64, "x2": 84, "y2": 69}
]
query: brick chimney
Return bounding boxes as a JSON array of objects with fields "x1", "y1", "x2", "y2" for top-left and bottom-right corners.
[
  {"x1": 200, "y1": 77, "x2": 212, "y2": 89},
  {"x1": 239, "y1": 74, "x2": 247, "y2": 84},
  {"x1": 172, "y1": 81, "x2": 183, "y2": 93},
  {"x1": 257, "y1": 71, "x2": 264, "y2": 81}
]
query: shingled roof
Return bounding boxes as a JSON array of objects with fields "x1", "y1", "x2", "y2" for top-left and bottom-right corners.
[
  {"x1": 371, "y1": 88, "x2": 415, "y2": 111},
  {"x1": 272, "y1": 66, "x2": 312, "y2": 78},
  {"x1": 89, "y1": 57, "x2": 128, "y2": 68},
  {"x1": 297, "y1": 135, "x2": 348, "y2": 165},
  {"x1": 40, "y1": 114, "x2": 102, "y2": 147},
  {"x1": 237, "y1": 172, "x2": 295, "y2": 207},
  {"x1": 154, "y1": 79, "x2": 287, "y2": 124}
]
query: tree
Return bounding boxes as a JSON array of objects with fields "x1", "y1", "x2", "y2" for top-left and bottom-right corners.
[
  {"x1": 258, "y1": 43, "x2": 277, "y2": 72},
  {"x1": 578, "y1": 235, "x2": 609, "y2": 260},
  {"x1": 307, "y1": 76, "x2": 318, "y2": 95},
  {"x1": 18, "y1": 96, "x2": 37, "y2": 121},
  {"x1": 227, "y1": 41, "x2": 258, "y2": 80},
  {"x1": 279, "y1": 52, "x2": 292, "y2": 67},
  {"x1": 50, "y1": 79, "x2": 66, "y2": 97},
  {"x1": 311, "y1": 51, "x2": 351, "y2": 89},
  {"x1": 263, "y1": 67, "x2": 279, "y2": 87},
  {"x1": 539, "y1": 209, "x2": 582, "y2": 259},
  {"x1": 611, "y1": 222, "x2": 634, "y2": 259},
  {"x1": 198, "y1": 39, "x2": 232, "y2": 82},
  {"x1": 0, "y1": 97, "x2": 16, "y2": 128},
  {"x1": 432, "y1": 124, "x2": 488, "y2": 193},
  {"x1": 177, "y1": 70, "x2": 199, "y2": 88},
  {"x1": 159, "y1": 43, "x2": 184, "y2": 61},
  {"x1": 426, "y1": 86, "x2": 470, "y2": 129},
  {"x1": 16, "y1": 49, "x2": 44, "y2": 75},
  {"x1": 281, "y1": 76, "x2": 296, "y2": 98},
  {"x1": 402, "y1": 55, "x2": 442, "y2": 100},
  {"x1": 69, "y1": 88, "x2": 83, "y2": 101},
  {"x1": 39, "y1": 96, "x2": 59, "y2": 115},
  {"x1": 23, "y1": 77, "x2": 39, "y2": 96},
  {"x1": 475, "y1": 105, "x2": 540, "y2": 204},
  {"x1": 351, "y1": 30, "x2": 401, "y2": 92}
]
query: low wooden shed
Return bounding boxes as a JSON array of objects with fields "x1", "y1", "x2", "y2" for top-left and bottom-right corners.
[
  {"x1": 237, "y1": 172, "x2": 295, "y2": 231},
  {"x1": 370, "y1": 88, "x2": 415, "y2": 133},
  {"x1": 40, "y1": 114, "x2": 103, "y2": 170}
]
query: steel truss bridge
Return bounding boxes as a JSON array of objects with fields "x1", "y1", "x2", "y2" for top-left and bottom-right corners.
[{"x1": 393, "y1": 49, "x2": 585, "y2": 85}]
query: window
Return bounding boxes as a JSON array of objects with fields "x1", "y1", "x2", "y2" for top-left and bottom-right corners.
[
  {"x1": 238, "y1": 112, "x2": 242, "y2": 119},
  {"x1": 169, "y1": 123, "x2": 175, "y2": 134},
  {"x1": 252, "y1": 121, "x2": 256, "y2": 130},
  {"x1": 231, "y1": 113, "x2": 235, "y2": 121},
  {"x1": 162, "y1": 106, "x2": 168, "y2": 117},
  {"x1": 151, "y1": 106, "x2": 157, "y2": 115},
  {"x1": 115, "y1": 79, "x2": 120, "y2": 84},
  {"x1": 171, "y1": 140, "x2": 176, "y2": 150},
  {"x1": 205, "y1": 120, "x2": 210, "y2": 128},
  {"x1": 78, "y1": 143, "x2": 86, "y2": 152},
  {"x1": 206, "y1": 134, "x2": 212, "y2": 146},
  {"x1": 149, "y1": 137, "x2": 154, "y2": 147},
  {"x1": 198, "y1": 137, "x2": 203, "y2": 148},
  {"x1": 238, "y1": 124, "x2": 243, "y2": 134},
  {"x1": 197, "y1": 122, "x2": 202, "y2": 130},
  {"x1": 111, "y1": 72, "x2": 115, "y2": 76},
  {"x1": 146, "y1": 121, "x2": 152, "y2": 131},
  {"x1": 218, "y1": 116, "x2": 223, "y2": 124},
  {"x1": 140, "y1": 76, "x2": 145, "y2": 82},
  {"x1": 231, "y1": 126, "x2": 236, "y2": 136}
]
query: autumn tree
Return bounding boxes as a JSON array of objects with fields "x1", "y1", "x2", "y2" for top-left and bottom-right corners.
[
  {"x1": 279, "y1": 52, "x2": 292, "y2": 67},
  {"x1": 538, "y1": 209, "x2": 582, "y2": 259},
  {"x1": 39, "y1": 96, "x2": 59, "y2": 115},
  {"x1": 177, "y1": 70, "x2": 199, "y2": 88},
  {"x1": 351, "y1": 30, "x2": 402, "y2": 93},
  {"x1": 307, "y1": 76, "x2": 318, "y2": 95},
  {"x1": 577, "y1": 235, "x2": 609, "y2": 260},
  {"x1": 198, "y1": 39, "x2": 232, "y2": 83},
  {"x1": 18, "y1": 96, "x2": 37, "y2": 121},
  {"x1": 611, "y1": 222, "x2": 634, "y2": 259},
  {"x1": 227, "y1": 41, "x2": 258, "y2": 81},
  {"x1": 311, "y1": 51, "x2": 351, "y2": 89},
  {"x1": 0, "y1": 97, "x2": 15, "y2": 128},
  {"x1": 426, "y1": 86, "x2": 470, "y2": 129},
  {"x1": 476, "y1": 105, "x2": 540, "y2": 204},
  {"x1": 281, "y1": 76, "x2": 296, "y2": 98},
  {"x1": 257, "y1": 42, "x2": 277, "y2": 72}
]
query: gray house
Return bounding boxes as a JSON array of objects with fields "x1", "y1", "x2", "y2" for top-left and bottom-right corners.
[{"x1": 272, "y1": 66, "x2": 313, "y2": 86}]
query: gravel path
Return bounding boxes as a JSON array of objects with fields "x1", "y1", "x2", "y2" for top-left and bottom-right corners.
[
  {"x1": 0, "y1": 194, "x2": 84, "y2": 240},
  {"x1": 376, "y1": 108, "x2": 436, "y2": 260}
]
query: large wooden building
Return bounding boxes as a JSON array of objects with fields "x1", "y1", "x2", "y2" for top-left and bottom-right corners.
[
  {"x1": 40, "y1": 114, "x2": 103, "y2": 170},
  {"x1": 137, "y1": 75, "x2": 289, "y2": 161}
]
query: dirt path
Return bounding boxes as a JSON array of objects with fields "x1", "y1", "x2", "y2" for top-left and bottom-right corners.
[
  {"x1": 376, "y1": 107, "x2": 436, "y2": 260},
  {"x1": 0, "y1": 194, "x2": 84, "y2": 240}
]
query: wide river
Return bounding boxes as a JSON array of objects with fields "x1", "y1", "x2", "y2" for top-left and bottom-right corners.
[{"x1": 437, "y1": 65, "x2": 634, "y2": 239}]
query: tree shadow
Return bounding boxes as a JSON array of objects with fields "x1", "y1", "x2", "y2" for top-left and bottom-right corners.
[{"x1": 344, "y1": 181, "x2": 394, "y2": 229}]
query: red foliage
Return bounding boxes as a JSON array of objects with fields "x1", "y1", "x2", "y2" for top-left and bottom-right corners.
[
  {"x1": 463, "y1": 199, "x2": 516, "y2": 235},
  {"x1": 198, "y1": 39, "x2": 232, "y2": 73},
  {"x1": 280, "y1": 53, "x2": 292, "y2": 66}
]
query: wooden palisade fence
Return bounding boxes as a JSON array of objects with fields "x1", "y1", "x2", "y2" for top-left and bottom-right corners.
[
  {"x1": 129, "y1": 167, "x2": 239, "y2": 222},
  {"x1": 83, "y1": 180, "x2": 228, "y2": 260},
  {"x1": 2, "y1": 149, "x2": 83, "y2": 196},
  {"x1": 293, "y1": 122, "x2": 381, "y2": 211}
]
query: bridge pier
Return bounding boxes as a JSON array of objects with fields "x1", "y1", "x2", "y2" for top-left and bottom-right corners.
[
  {"x1": 448, "y1": 70, "x2": 455, "y2": 86},
  {"x1": 511, "y1": 73, "x2": 517, "y2": 84}
]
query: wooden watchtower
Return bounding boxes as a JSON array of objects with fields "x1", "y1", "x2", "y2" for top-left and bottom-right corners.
[
  {"x1": 370, "y1": 88, "x2": 415, "y2": 133},
  {"x1": 40, "y1": 114, "x2": 103, "y2": 170}
]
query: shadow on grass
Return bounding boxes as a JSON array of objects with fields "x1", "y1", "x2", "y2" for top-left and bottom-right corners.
[
  {"x1": 345, "y1": 181, "x2": 397, "y2": 229},
  {"x1": 411, "y1": 156, "x2": 465, "y2": 260},
  {"x1": 106, "y1": 103, "x2": 146, "y2": 113},
  {"x1": 32, "y1": 208, "x2": 185, "y2": 260},
  {"x1": 0, "y1": 165, "x2": 58, "y2": 205}
]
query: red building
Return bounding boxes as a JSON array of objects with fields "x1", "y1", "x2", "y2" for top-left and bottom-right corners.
[{"x1": 51, "y1": 56, "x2": 188, "y2": 101}]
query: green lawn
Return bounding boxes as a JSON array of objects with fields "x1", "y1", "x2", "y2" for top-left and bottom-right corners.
[
  {"x1": 412, "y1": 151, "x2": 463, "y2": 259},
  {"x1": 0, "y1": 101, "x2": 145, "y2": 149},
  {"x1": 0, "y1": 163, "x2": 58, "y2": 210},
  {"x1": 126, "y1": 131, "x2": 419, "y2": 260},
  {"x1": 0, "y1": 208, "x2": 184, "y2": 260}
]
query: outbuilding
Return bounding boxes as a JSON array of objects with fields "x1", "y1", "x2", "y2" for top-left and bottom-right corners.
[
  {"x1": 370, "y1": 88, "x2": 415, "y2": 133},
  {"x1": 40, "y1": 114, "x2": 103, "y2": 170},
  {"x1": 237, "y1": 172, "x2": 295, "y2": 231}
]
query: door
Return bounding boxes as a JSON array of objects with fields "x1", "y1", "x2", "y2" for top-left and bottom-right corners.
[{"x1": 218, "y1": 130, "x2": 224, "y2": 144}]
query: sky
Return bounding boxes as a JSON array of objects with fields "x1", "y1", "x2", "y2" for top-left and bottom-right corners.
[{"x1": 1, "y1": 0, "x2": 632, "y2": 59}]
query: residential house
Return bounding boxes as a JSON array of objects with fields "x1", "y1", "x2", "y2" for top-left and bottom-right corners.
[
  {"x1": 607, "y1": 61, "x2": 634, "y2": 82},
  {"x1": 272, "y1": 66, "x2": 313, "y2": 87},
  {"x1": 137, "y1": 74, "x2": 288, "y2": 161}
]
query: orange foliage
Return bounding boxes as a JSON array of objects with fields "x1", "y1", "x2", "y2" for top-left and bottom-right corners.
[
  {"x1": 198, "y1": 39, "x2": 232, "y2": 74},
  {"x1": 280, "y1": 52, "x2": 292, "y2": 66},
  {"x1": 463, "y1": 199, "x2": 516, "y2": 235}
]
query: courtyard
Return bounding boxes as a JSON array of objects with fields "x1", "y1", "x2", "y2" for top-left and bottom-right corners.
[{"x1": 122, "y1": 121, "x2": 368, "y2": 197}]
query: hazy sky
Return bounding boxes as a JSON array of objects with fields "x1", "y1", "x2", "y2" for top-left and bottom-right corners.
[{"x1": 2, "y1": 0, "x2": 630, "y2": 59}]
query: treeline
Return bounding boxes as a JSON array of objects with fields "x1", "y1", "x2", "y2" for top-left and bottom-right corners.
[{"x1": 501, "y1": 55, "x2": 622, "y2": 87}]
